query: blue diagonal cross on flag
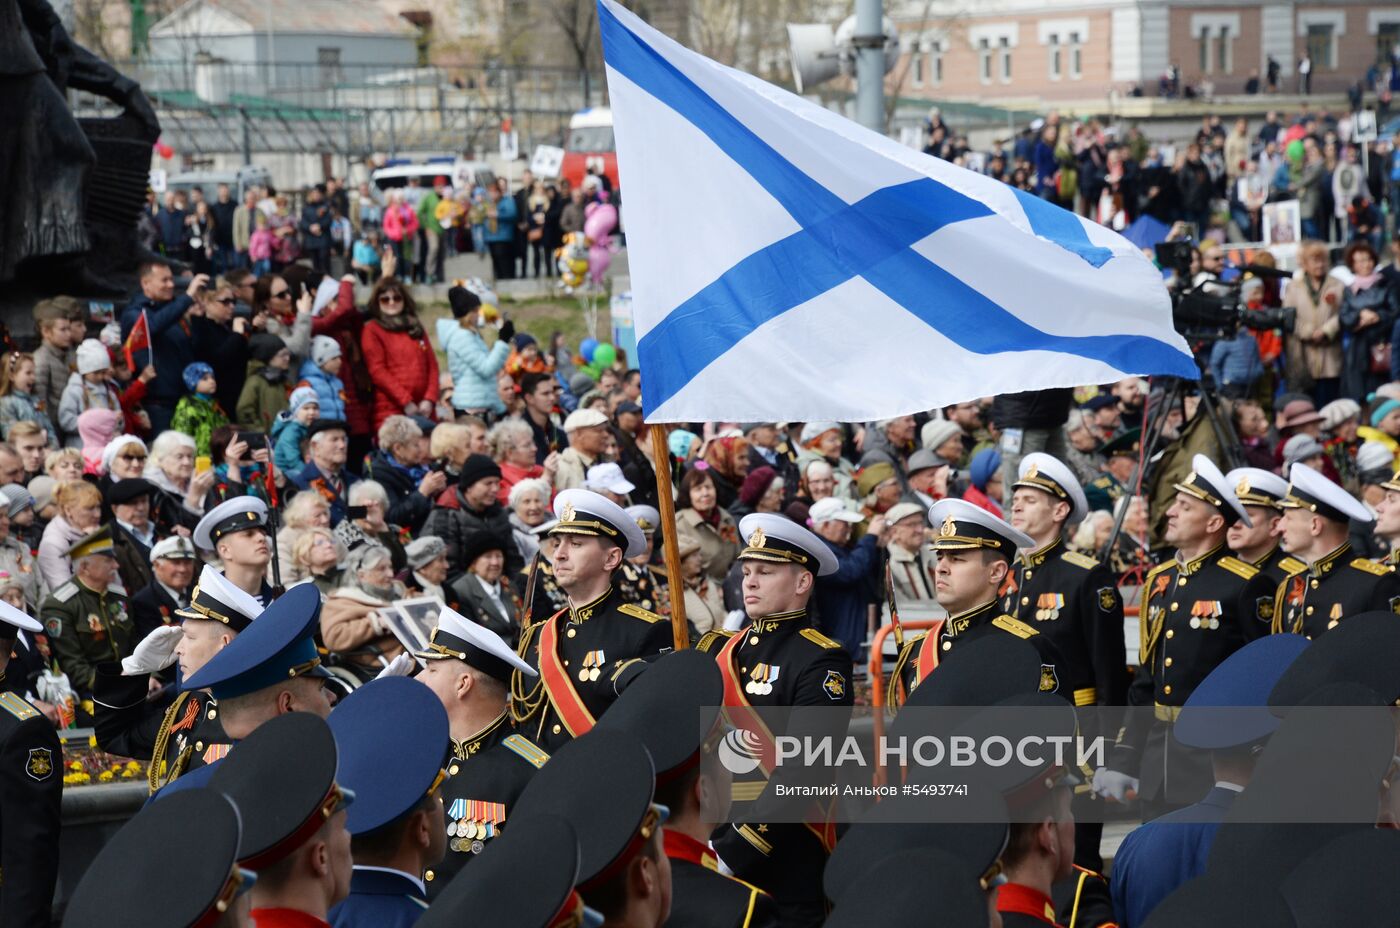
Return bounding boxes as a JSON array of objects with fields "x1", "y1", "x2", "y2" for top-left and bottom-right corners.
[{"x1": 597, "y1": 0, "x2": 1196, "y2": 423}]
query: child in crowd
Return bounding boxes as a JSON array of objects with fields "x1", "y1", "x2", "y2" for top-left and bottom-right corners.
[
  {"x1": 350, "y1": 230, "x2": 382, "y2": 284},
  {"x1": 237, "y1": 334, "x2": 292, "y2": 432},
  {"x1": 0, "y1": 352, "x2": 56, "y2": 444},
  {"x1": 58, "y1": 340, "x2": 122, "y2": 449},
  {"x1": 76, "y1": 408, "x2": 123, "y2": 474},
  {"x1": 298, "y1": 336, "x2": 348, "y2": 420},
  {"x1": 505, "y1": 333, "x2": 553, "y2": 381},
  {"x1": 248, "y1": 212, "x2": 276, "y2": 276},
  {"x1": 32, "y1": 298, "x2": 78, "y2": 437},
  {"x1": 272, "y1": 386, "x2": 321, "y2": 476},
  {"x1": 170, "y1": 362, "x2": 231, "y2": 455}
]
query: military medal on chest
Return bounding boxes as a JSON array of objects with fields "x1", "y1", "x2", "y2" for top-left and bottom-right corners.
[
  {"x1": 746, "y1": 663, "x2": 779, "y2": 696},
  {"x1": 1189, "y1": 600, "x2": 1222, "y2": 630},
  {"x1": 447, "y1": 798, "x2": 505, "y2": 854},
  {"x1": 1035, "y1": 593, "x2": 1064, "y2": 622},
  {"x1": 578, "y1": 649, "x2": 606, "y2": 682}
]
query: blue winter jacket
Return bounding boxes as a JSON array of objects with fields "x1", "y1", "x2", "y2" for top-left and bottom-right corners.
[
  {"x1": 120, "y1": 292, "x2": 196, "y2": 406},
  {"x1": 271, "y1": 413, "x2": 309, "y2": 477},
  {"x1": 297, "y1": 358, "x2": 348, "y2": 421},
  {"x1": 436, "y1": 318, "x2": 508, "y2": 414}
]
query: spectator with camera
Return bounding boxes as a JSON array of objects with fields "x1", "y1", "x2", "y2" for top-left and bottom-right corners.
[{"x1": 120, "y1": 262, "x2": 205, "y2": 434}]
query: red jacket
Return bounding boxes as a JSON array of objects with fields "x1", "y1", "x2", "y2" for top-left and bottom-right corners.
[
  {"x1": 312, "y1": 280, "x2": 373, "y2": 437},
  {"x1": 360, "y1": 318, "x2": 440, "y2": 431}
]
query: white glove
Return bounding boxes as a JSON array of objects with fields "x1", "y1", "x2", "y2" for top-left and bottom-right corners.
[
  {"x1": 375, "y1": 653, "x2": 416, "y2": 680},
  {"x1": 121, "y1": 625, "x2": 184, "y2": 676},
  {"x1": 37, "y1": 668, "x2": 74, "y2": 705},
  {"x1": 1092, "y1": 766, "x2": 1140, "y2": 803}
]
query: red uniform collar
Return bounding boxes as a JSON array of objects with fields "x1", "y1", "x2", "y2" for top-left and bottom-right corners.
[
  {"x1": 662, "y1": 828, "x2": 719, "y2": 871},
  {"x1": 996, "y1": 883, "x2": 1061, "y2": 927}
]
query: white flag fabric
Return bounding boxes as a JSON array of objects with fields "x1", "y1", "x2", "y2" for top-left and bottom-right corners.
[{"x1": 597, "y1": 0, "x2": 1197, "y2": 423}]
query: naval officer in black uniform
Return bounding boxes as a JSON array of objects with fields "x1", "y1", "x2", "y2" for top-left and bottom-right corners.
[
  {"x1": 510, "y1": 488, "x2": 672, "y2": 751},
  {"x1": 889, "y1": 498, "x2": 1061, "y2": 709},
  {"x1": 0, "y1": 599, "x2": 61, "y2": 928},
  {"x1": 1224, "y1": 467, "x2": 1306, "y2": 587},
  {"x1": 698, "y1": 512, "x2": 853, "y2": 928},
  {"x1": 414, "y1": 604, "x2": 548, "y2": 897},
  {"x1": 1273, "y1": 461, "x2": 1400, "y2": 637},
  {"x1": 92, "y1": 563, "x2": 264, "y2": 791},
  {"x1": 1097, "y1": 454, "x2": 1276, "y2": 819}
]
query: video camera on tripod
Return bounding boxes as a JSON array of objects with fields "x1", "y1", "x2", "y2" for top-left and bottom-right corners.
[{"x1": 1154, "y1": 241, "x2": 1295, "y2": 345}]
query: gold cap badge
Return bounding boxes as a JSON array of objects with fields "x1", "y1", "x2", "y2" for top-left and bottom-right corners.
[
  {"x1": 1025, "y1": 462, "x2": 1039, "y2": 479},
  {"x1": 749, "y1": 526, "x2": 767, "y2": 549},
  {"x1": 560, "y1": 503, "x2": 576, "y2": 522},
  {"x1": 1236, "y1": 478, "x2": 1250, "y2": 496},
  {"x1": 939, "y1": 516, "x2": 957, "y2": 537}
]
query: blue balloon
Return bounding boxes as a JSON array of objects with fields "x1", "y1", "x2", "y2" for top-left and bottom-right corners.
[{"x1": 580, "y1": 338, "x2": 599, "y2": 363}]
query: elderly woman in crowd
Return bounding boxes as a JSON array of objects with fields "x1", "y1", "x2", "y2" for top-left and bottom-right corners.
[
  {"x1": 508, "y1": 477, "x2": 552, "y2": 563},
  {"x1": 0, "y1": 488, "x2": 43, "y2": 608},
  {"x1": 401, "y1": 536, "x2": 450, "y2": 604},
  {"x1": 491, "y1": 417, "x2": 557, "y2": 503},
  {"x1": 678, "y1": 534, "x2": 723, "y2": 636},
  {"x1": 921, "y1": 419, "x2": 967, "y2": 471},
  {"x1": 856, "y1": 462, "x2": 902, "y2": 523},
  {"x1": 796, "y1": 422, "x2": 855, "y2": 499},
  {"x1": 962, "y1": 448, "x2": 1004, "y2": 517},
  {"x1": 1337, "y1": 240, "x2": 1399, "y2": 401},
  {"x1": 1283, "y1": 240, "x2": 1345, "y2": 405},
  {"x1": 320, "y1": 543, "x2": 405, "y2": 680},
  {"x1": 733, "y1": 466, "x2": 783, "y2": 519},
  {"x1": 446, "y1": 531, "x2": 521, "y2": 645},
  {"x1": 38, "y1": 480, "x2": 102, "y2": 592},
  {"x1": 291, "y1": 527, "x2": 344, "y2": 596},
  {"x1": 333, "y1": 480, "x2": 408, "y2": 572},
  {"x1": 676, "y1": 466, "x2": 739, "y2": 582},
  {"x1": 431, "y1": 421, "x2": 487, "y2": 483},
  {"x1": 44, "y1": 448, "x2": 84, "y2": 485},
  {"x1": 1063, "y1": 409, "x2": 1104, "y2": 486},
  {"x1": 144, "y1": 430, "x2": 214, "y2": 532},
  {"x1": 277, "y1": 490, "x2": 332, "y2": 584},
  {"x1": 795, "y1": 459, "x2": 837, "y2": 508}
]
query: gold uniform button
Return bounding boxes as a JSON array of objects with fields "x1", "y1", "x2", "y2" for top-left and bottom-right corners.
[
  {"x1": 552, "y1": 724, "x2": 562, "y2": 735},
  {"x1": 749, "y1": 637, "x2": 759, "y2": 645},
  {"x1": 563, "y1": 660, "x2": 570, "y2": 666},
  {"x1": 195, "y1": 741, "x2": 204, "y2": 751},
  {"x1": 1163, "y1": 685, "x2": 1172, "y2": 695},
  {"x1": 1024, "y1": 570, "x2": 1033, "y2": 580},
  {"x1": 566, "y1": 627, "x2": 576, "y2": 638},
  {"x1": 941, "y1": 640, "x2": 952, "y2": 651},
  {"x1": 1164, "y1": 657, "x2": 1173, "y2": 667},
  {"x1": 1021, "y1": 596, "x2": 1030, "y2": 605},
  {"x1": 1170, "y1": 603, "x2": 1179, "y2": 611},
  {"x1": 1165, "y1": 629, "x2": 1175, "y2": 639},
  {"x1": 1177, "y1": 577, "x2": 1187, "y2": 587},
  {"x1": 425, "y1": 870, "x2": 434, "y2": 882},
  {"x1": 206, "y1": 708, "x2": 217, "y2": 720},
  {"x1": 1305, "y1": 606, "x2": 1314, "y2": 616},
  {"x1": 1310, "y1": 580, "x2": 1319, "y2": 589},
  {"x1": 449, "y1": 764, "x2": 459, "y2": 775}
]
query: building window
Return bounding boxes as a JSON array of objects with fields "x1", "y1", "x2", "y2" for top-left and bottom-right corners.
[
  {"x1": 1307, "y1": 23, "x2": 1334, "y2": 68},
  {"x1": 1199, "y1": 31, "x2": 1211, "y2": 72},
  {"x1": 1048, "y1": 32, "x2": 1061, "y2": 80},
  {"x1": 1069, "y1": 31, "x2": 1082, "y2": 79},
  {"x1": 979, "y1": 38, "x2": 992, "y2": 83},
  {"x1": 1217, "y1": 25, "x2": 1231, "y2": 72},
  {"x1": 1377, "y1": 23, "x2": 1400, "y2": 65},
  {"x1": 316, "y1": 47, "x2": 342, "y2": 86},
  {"x1": 999, "y1": 36, "x2": 1012, "y2": 81},
  {"x1": 930, "y1": 46, "x2": 943, "y2": 85}
]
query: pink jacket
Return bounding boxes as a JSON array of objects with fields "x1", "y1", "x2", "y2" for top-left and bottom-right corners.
[{"x1": 382, "y1": 204, "x2": 419, "y2": 243}]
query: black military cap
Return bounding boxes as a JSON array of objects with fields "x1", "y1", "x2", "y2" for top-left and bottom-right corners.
[
  {"x1": 63, "y1": 788, "x2": 253, "y2": 928},
  {"x1": 595, "y1": 649, "x2": 723, "y2": 780},
  {"x1": 514, "y1": 728, "x2": 663, "y2": 889},
  {"x1": 417, "y1": 813, "x2": 597, "y2": 928},
  {"x1": 824, "y1": 848, "x2": 992, "y2": 928},
  {"x1": 1268, "y1": 612, "x2": 1400, "y2": 709},
  {"x1": 823, "y1": 791, "x2": 1009, "y2": 904},
  {"x1": 1282, "y1": 829, "x2": 1400, "y2": 927},
  {"x1": 207, "y1": 712, "x2": 354, "y2": 870},
  {"x1": 105, "y1": 477, "x2": 154, "y2": 507}
]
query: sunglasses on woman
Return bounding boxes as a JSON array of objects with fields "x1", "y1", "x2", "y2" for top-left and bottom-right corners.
[
  {"x1": 378, "y1": 292, "x2": 404, "y2": 304},
  {"x1": 270, "y1": 289, "x2": 291, "y2": 300}
]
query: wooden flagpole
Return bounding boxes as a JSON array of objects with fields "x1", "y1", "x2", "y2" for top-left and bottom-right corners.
[{"x1": 649, "y1": 423, "x2": 690, "y2": 651}]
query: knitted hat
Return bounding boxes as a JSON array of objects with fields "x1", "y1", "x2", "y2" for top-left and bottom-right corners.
[
  {"x1": 447, "y1": 286, "x2": 481, "y2": 318},
  {"x1": 76, "y1": 339, "x2": 111, "y2": 375},
  {"x1": 0, "y1": 485, "x2": 32, "y2": 519},
  {"x1": 1318, "y1": 398, "x2": 1361, "y2": 432},
  {"x1": 311, "y1": 335, "x2": 342, "y2": 367},
  {"x1": 1356, "y1": 440, "x2": 1394, "y2": 474},
  {"x1": 669, "y1": 430, "x2": 700, "y2": 460},
  {"x1": 569, "y1": 372, "x2": 597, "y2": 397},
  {"x1": 404, "y1": 536, "x2": 446, "y2": 570},
  {"x1": 458, "y1": 454, "x2": 502, "y2": 490},
  {"x1": 248, "y1": 333, "x2": 287, "y2": 364},
  {"x1": 739, "y1": 466, "x2": 780, "y2": 507},
  {"x1": 921, "y1": 419, "x2": 963, "y2": 454},
  {"x1": 969, "y1": 448, "x2": 1001, "y2": 491},
  {"x1": 26, "y1": 476, "x2": 55, "y2": 514},
  {"x1": 1282, "y1": 434, "x2": 1326, "y2": 469},
  {"x1": 513, "y1": 333, "x2": 538, "y2": 352},
  {"x1": 183, "y1": 362, "x2": 214, "y2": 392},
  {"x1": 460, "y1": 531, "x2": 505, "y2": 569},
  {"x1": 1372, "y1": 399, "x2": 1400, "y2": 428},
  {"x1": 76, "y1": 409, "x2": 122, "y2": 450},
  {"x1": 288, "y1": 386, "x2": 320, "y2": 415}
]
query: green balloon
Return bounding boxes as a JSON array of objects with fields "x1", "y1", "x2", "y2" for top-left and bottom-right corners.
[
  {"x1": 593, "y1": 343, "x2": 617, "y2": 368},
  {"x1": 1286, "y1": 139, "x2": 1304, "y2": 163}
]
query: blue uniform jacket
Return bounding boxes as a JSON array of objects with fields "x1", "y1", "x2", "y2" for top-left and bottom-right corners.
[
  {"x1": 1110, "y1": 785, "x2": 1239, "y2": 928},
  {"x1": 329, "y1": 867, "x2": 427, "y2": 928}
]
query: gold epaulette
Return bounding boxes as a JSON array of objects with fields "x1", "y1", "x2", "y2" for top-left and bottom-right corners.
[
  {"x1": 696, "y1": 630, "x2": 734, "y2": 653},
  {"x1": 0, "y1": 692, "x2": 38, "y2": 721},
  {"x1": 501, "y1": 734, "x2": 550, "y2": 769},
  {"x1": 1217, "y1": 556, "x2": 1259, "y2": 580},
  {"x1": 1060, "y1": 550, "x2": 1100, "y2": 570},
  {"x1": 1279, "y1": 556, "x2": 1307, "y2": 574},
  {"x1": 1350, "y1": 557, "x2": 1392, "y2": 576},
  {"x1": 798, "y1": 628, "x2": 841, "y2": 649},
  {"x1": 991, "y1": 615, "x2": 1038, "y2": 639},
  {"x1": 618, "y1": 602, "x2": 663, "y2": 623}
]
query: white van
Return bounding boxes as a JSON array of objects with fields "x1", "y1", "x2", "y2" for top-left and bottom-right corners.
[
  {"x1": 370, "y1": 160, "x2": 496, "y2": 194},
  {"x1": 166, "y1": 165, "x2": 273, "y2": 202}
]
